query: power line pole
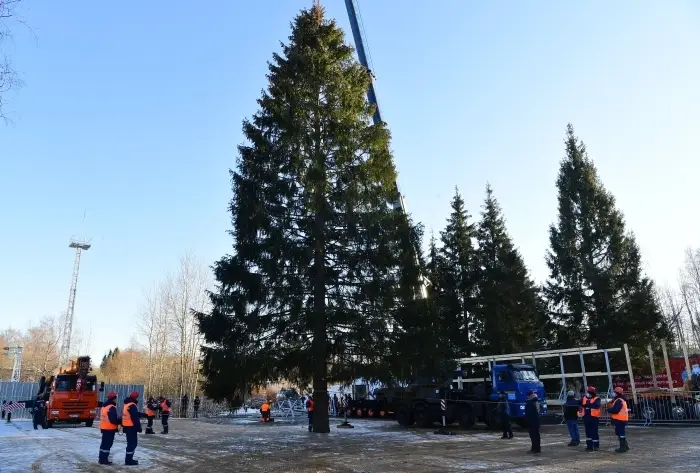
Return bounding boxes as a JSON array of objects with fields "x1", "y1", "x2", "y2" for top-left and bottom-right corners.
[{"x1": 60, "y1": 238, "x2": 91, "y2": 365}]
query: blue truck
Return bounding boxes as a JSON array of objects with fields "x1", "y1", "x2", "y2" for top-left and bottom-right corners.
[{"x1": 390, "y1": 363, "x2": 547, "y2": 429}]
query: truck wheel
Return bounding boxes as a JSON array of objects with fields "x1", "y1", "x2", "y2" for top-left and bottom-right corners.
[
  {"x1": 458, "y1": 407, "x2": 475, "y2": 429},
  {"x1": 396, "y1": 409, "x2": 414, "y2": 426},
  {"x1": 46, "y1": 420, "x2": 54, "y2": 429},
  {"x1": 85, "y1": 419, "x2": 94, "y2": 428},
  {"x1": 488, "y1": 409, "x2": 501, "y2": 430},
  {"x1": 414, "y1": 405, "x2": 432, "y2": 428}
]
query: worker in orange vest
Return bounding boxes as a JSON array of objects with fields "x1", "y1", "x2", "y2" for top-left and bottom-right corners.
[
  {"x1": 607, "y1": 387, "x2": 630, "y2": 453},
  {"x1": 144, "y1": 397, "x2": 157, "y2": 434},
  {"x1": 98, "y1": 392, "x2": 120, "y2": 465},
  {"x1": 580, "y1": 386, "x2": 601, "y2": 451},
  {"x1": 305, "y1": 395, "x2": 314, "y2": 432},
  {"x1": 159, "y1": 396, "x2": 172, "y2": 434},
  {"x1": 260, "y1": 400, "x2": 272, "y2": 422},
  {"x1": 122, "y1": 391, "x2": 142, "y2": 465}
]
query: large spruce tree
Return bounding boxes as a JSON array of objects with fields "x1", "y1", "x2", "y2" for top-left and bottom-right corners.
[
  {"x1": 196, "y1": 5, "x2": 419, "y2": 433},
  {"x1": 544, "y1": 125, "x2": 670, "y2": 355},
  {"x1": 474, "y1": 184, "x2": 546, "y2": 354},
  {"x1": 435, "y1": 188, "x2": 478, "y2": 357}
]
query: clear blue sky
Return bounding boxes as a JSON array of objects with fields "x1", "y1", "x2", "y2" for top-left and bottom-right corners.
[{"x1": 1, "y1": 0, "x2": 699, "y2": 362}]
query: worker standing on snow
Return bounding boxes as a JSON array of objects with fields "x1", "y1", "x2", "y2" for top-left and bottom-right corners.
[
  {"x1": 607, "y1": 387, "x2": 630, "y2": 453},
  {"x1": 563, "y1": 390, "x2": 581, "y2": 446},
  {"x1": 260, "y1": 400, "x2": 272, "y2": 422},
  {"x1": 159, "y1": 396, "x2": 172, "y2": 434},
  {"x1": 144, "y1": 397, "x2": 157, "y2": 434},
  {"x1": 98, "y1": 391, "x2": 120, "y2": 465},
  {"x1": 193, "y1": 396, "x2": 201, "y2": 418},
  {"x1": 498, "y1": 391, "x2": 513, "y2": 439},
  {"x1": 306, "y1": 395, "x2": 314, "y2": 432},
  {"x1": 525, "y1": 391, "x2": 541, "y2": 454},
  {"x1": 581, "y1": 386, "x2": 601, "y2": 451},
  {"x1": 122, "y1": 391, "x2": 143, "y2": 465}
]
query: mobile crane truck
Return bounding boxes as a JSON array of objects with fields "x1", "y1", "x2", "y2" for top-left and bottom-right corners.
[
  {"x1": 34, "y1": 356, "x2": 104, "y2": 428},
  {"x1": 393, "y1": 360, "x2": 547, "y2": 429}
]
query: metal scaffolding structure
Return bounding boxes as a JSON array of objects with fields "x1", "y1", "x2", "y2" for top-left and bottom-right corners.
[
  {"x1": 2, "y1": 345, "x2": 24, "y2": 382},
  {"x1": 59, "y1": 238, "x2": 91, "y2": 365}
]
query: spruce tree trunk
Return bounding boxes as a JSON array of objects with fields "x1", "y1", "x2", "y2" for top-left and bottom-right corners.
[{"x1": 311, "y1": 120, "x2": 329, "y2": 433}]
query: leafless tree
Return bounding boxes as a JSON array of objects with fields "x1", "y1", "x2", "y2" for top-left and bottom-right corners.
[
  {"x1": 657, "y1": 285, "x2": 689, "y2": 348},
  {"x1": 0, "y1": 0, "x2": 26, "y2": 122},
  {"x1": 679, "y1": 247, "x2": 700, "y2": 349}
]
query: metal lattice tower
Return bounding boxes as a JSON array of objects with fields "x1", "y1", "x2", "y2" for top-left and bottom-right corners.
[
  {"x1": 2, "y1": 346, "x2": 24, "y2": 382},
  {"x1": 60, "y1": 238, "x2": 91, "y2": 365}
]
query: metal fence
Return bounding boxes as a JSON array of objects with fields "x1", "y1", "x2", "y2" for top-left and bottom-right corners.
[
  {"x1": 546, "y1": 390, "x2": 700, "y2": 426},
  {"x1": 0, "y1": 382, "x2": 144, "y2": 420}
]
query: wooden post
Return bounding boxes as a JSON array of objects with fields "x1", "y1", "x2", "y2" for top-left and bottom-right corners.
[
  {"x1": 624, "y1": 344, "x2": 638, "y2": 405},
  {"x1": 661, "y1": 340, "x2": 676, "y2": 403},
  {"x1": 648, "y1": 345, "x2": 658, "y2": 389},
  {"x1": 682, "y1": 341, "x2": 692, "y2": 383}
]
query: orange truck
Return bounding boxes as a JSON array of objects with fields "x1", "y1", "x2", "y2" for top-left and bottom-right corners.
[{"x1": 37, "y1": 356, "x2": 104, "y2": 428}]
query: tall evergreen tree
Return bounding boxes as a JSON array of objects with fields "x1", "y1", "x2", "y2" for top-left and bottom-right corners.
[
  {"x1": 544, "y1": 125, "x2": 670, "y2": 357},
  {"x1": 474, "y1": 184, "x2": 546, "y2": 354},
  {"x1": 196, "y1": 5, "x2": 419, "y2": 433},
  {"x1": 436, "y1": 188, "x2": 478, "y2": 357}
]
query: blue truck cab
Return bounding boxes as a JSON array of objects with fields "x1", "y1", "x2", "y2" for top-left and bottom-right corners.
[{"x1": 488, "y1": 363, "x2": 547, "y2": 418}]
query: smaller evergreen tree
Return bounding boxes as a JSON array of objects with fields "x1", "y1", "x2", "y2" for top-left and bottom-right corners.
[
  {"x1": 436, "y1": 188, "x2": 478, "y2": 357},
  {"x1": 474, "y1": 184, "x2": 546, "y2": 354}
]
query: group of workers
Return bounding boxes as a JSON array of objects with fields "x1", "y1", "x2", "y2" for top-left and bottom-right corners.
[
  {"x1": 98, "y1": 391, "x2": 173, "y2": 466},
  {"x1": 498, "y1": 385, "x2": 629, "y2": 454}
]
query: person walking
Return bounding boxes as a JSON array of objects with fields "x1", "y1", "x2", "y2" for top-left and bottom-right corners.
[
  {"x1": 498, "y1": 391, "x2": 513, "y2": 439},
  {"x1": 525, "y1": 391, "x2": 541, "y2": 454},
  {"x1": 193, "y1": 396, "x2": 201, "y2": 418},
  {"x1": 306, "y1": 395, "x2": 314, "y2": 432},
  {"x1": 121, "y1": 391, "x2": 142, "y2": 466},
  {"x1": 607, "y1": 387, "x2": 630, "y2": 453},
  {"x1": 563, "y1": 390, "x2": 581, "y2": 446},
  {"x1": 144, "y1": 397, "x2": 157, "y2": 434},
  {"x1": 98, "y1": 392, "x2": 120, "y2": 465}
]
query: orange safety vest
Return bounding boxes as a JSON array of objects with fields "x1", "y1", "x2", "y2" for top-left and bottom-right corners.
[
  {"x1": 122, "y1": 402, "x2": 136, "y2": 427},
  {"x1": 582, "y1": 396, "x2": 601, "y2": 417},
  {"x1": 145, "y1": 407, "x2": 155, "y2": 417},
  {"x1": 160, "y1": 400, "x2": 170, "y2": 413},
  {"x1": 307, "y1": 399, "x2": 314, "y2": 412},
  {"x1": 99, "y1": 405, "x2": 118, "y2": 431},
  {"x1": 261, "y1": 403, "x2": 270, "y2": 412},
  {"x1": 610, "y1": 398, "x2": 628, "y2": 422}
]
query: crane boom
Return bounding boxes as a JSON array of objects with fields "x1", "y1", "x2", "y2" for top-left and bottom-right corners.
[{"x1": 344, "y1": 0, "x2": 427, "y2": 298}]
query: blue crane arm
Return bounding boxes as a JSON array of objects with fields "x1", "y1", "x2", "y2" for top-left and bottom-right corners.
[{"x1": 344, "y1": 0, "x2": 382, "y2": 125}]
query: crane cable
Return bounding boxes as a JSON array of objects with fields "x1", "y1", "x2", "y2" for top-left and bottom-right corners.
[{"x1": 355, "y1": 0, "x2": 375, "y2": 75}]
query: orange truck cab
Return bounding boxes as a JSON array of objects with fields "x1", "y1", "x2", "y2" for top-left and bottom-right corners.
[{"x1": 38, "y1": 356, "x2": 104, "y2": 428}]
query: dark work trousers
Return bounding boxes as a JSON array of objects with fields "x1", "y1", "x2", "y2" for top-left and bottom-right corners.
[
  {"x1": 146, "y1": 415, "x2": 155, "y2": 433},
  {"x1": 5, "y1": 411, "x2": 10, "y2": 422},
  {"x1": 614, "y1": 420, "x2": 626, "y2": 438},
  {"x1": 567, "y1": 420, "x2": 580, "y2": 444},
  {"x1": 501, "y1": 415, "x2": 513, "y2": 438},
  {"x1": 193, "y1": 407, "x2": 199, "y2": 418},
  {"x1": 99, "y1": 430, "x2": 116, "y2": 462},
  {"x1": 528, "y1": 426, "x2": 541, "y2": 452},
  {"x1": 124, "y1": 429, "x2": 138, "y2": 457},
  {"x1": 584, "y1": 418, "x2": 600, "y2": 449},
  {"x1": 308, "y1": 411, "x2": 313, "y2": 432},
  {"x1": 161, "y1": 413, "x2": 169, "y2": 433}
]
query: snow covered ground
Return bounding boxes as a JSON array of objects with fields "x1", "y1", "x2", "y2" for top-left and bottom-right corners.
[{"x1": 0, "y1": 417, "x2": 698, "y2": 472}]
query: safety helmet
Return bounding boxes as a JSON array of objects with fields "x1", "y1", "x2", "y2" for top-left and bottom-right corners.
[
  {"x1": 106, "y1": 391, "x2": 117, "y2": 400},
  {"x1": 587, "y1": 386, "x2": 597, "y2": 393},
  {"x1": 129, "y1": 391, "x2": 139, "y2": 399},
  {"x1": 613, "y1": 386, "x2": 624, "y2": 394}
]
